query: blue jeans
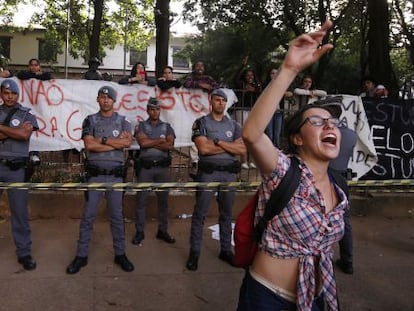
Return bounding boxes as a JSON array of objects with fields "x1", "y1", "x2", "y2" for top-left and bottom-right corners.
[
  {"x1": 237, "y1": 270, "x2": 325, "y2": 311},
  {"x1": 265, "y1": 110, "x2": 283, "y2": 148},
  {"x1": 339, "y1": 208, "x2": 353, "y2": 264}
]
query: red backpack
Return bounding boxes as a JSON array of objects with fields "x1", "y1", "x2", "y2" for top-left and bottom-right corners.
[
  {"x1": 234, "y1": 158, "x2": 300, "y2": 268},
  {"x1": 234, "y1": 158, "x2": 349, "y2": 268}
]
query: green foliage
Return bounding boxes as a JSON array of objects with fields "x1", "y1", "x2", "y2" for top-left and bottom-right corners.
[
  {"x1": 391, "y1": 48, "x2": 414, "y2": 84},
  {"x1": 181, "y1": 0, "x2": 413, "y2": 95},
  {"x1": 29, "y1": 0, "x2": 155, "y2": 62}
]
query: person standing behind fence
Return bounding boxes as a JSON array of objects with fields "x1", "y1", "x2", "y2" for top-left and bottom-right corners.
[
  {"x1": 232, "y1": 56, "x2": 262, "y2": 112},
  {"x1": 293, "y1": 74, "x2": 327, "y2": 109},
  {"x1": 359, "y1": 76, "x2": 377, "y2": 98},
  {"x1": 232, "y1": 57, "x2": 262, "y2": 169},
  {"x1": 0, "y1": 79, "x2": 39, "y2": 270},
  {"x1": 66, "y1": 85, "x2": 134, "y2": 274},
  {"x1": 264, "y1": 67, "x2": 293, "y2": 148},
  {"x1": 131, "y1": 97, "x2": 176, "y2": 246},
  {"x1": 186, "y1": 88, "x2": 246, "y2": 271},
  {"x1": 330, "y1": 123, "x2": 357, "y2": 275}
]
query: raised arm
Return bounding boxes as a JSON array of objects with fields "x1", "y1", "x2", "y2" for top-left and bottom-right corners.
[{"x1": 242, "y1": 20, "x2": 333, "y2": 175}]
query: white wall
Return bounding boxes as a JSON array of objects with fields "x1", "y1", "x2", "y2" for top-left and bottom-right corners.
[{"x1": 1, "y1": 28, "x2": 191, "y2": 74}]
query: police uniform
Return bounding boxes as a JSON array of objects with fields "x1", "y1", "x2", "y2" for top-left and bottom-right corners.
[
  {"x1": 189, "y1": 113, "x2": 242, "y2": 256},
  {"x1": 77, "y1": 111, "x2": 131, "y2": 257},
  {"x1": 66, "y1": 85, "x2": 134, "y2": 274},
  {"x1": 132, "y1": 101, "x2": 176, "y2": 244},
  {"x1": 330, "y1": 124, "x2": 357, "y2": 274},
  {"x1": 0, "y1": 80, "x2": 39, "y2": 269}
]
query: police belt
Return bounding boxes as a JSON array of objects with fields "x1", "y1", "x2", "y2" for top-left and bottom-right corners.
[
  {"x1": 85, "y1": 164, "x2": 125, "y2": 177},
  {"x1": 0, "y1": 158, "x2": 28, "y2": 170},
  {"x1": 138, "y1": 157, "x2": 171, "y2": 169},
  {"x1": 198, "y1": 161, "x2": 241, "y2": 174}
]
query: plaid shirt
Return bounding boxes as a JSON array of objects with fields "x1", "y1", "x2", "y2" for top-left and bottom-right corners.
[
  {"x1": 255, "y1": 153, "x2": 349, "y2": 311},
  {"x1": 183, "y1": 73, "x2": 219, "y2": 90}
]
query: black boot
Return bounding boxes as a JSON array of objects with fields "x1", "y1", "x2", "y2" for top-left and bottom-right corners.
[
  {"x1": 18, "y1": 255, "x2": 37, "y2": 271},
  {"x1": 114, "y1": 254, "x2": 134, "y2": 272},
  {"x1": 132, "y1": 231, "x2": 145, "y2": 245},
  {"x1": 186, "y1": 250, "x2": 199, "y2": 271},
  {"x1": 66, "y1": 256, "x2": 88, "y2": 274},
  {"x1": 156, "y1": 230, "x2": 176, "y2": 244}
]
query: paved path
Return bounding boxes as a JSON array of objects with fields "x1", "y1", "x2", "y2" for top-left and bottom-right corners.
[{"x1": 0, "y1": 214, "x2": 412, "y2": 311}]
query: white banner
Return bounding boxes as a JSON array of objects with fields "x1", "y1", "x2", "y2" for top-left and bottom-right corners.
[
  {"x1": 0, "y1": 78, "x2": 237, "y2": 151},
  {"x1": 337, "y1": 95, "x2": 378, "y2": 180},
  {"x1": 0, "y1": 79, "x2": 376, "y2": 179}
]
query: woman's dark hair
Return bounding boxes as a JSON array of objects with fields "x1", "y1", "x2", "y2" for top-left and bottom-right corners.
[
  {"x1": 240, "y1": 69, "x2": 255, "y2": 81},
  {"x1": 29, "y1": 58, "x2": 40, "y2": 65},
  {"x1": 283, "y1": 110, "x2": 306, "y2": 154},
  {"x1": 300, "y1": 74, "x2": 314, "y2": 89},
  {"x1": 131, "y1": 62, "x2": 148, "y2": 80},
  {"x1": 163, "y1": 65, "x2": 174, "y2": 72},
  {"x1": 283, "y1": 99, "x2": 342, "y2": 154},
  {"x1": 192, "y1": 60, "x2": 205, "y2": 71}
]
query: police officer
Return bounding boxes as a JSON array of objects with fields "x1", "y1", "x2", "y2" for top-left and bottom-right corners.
[
  {"x1": 132, "y1": 97, "x2": 176, "y2": 245},
  {"x1": 330, "y1": 122, "x2": 357, "y2": 275},
  {"x1": 0, "y1": 79, "x2": 39, "y2": 270},
  {"x1": 66, "y1": 85, "x2": 134, "y2": 274},
  {"x1": 186, "y1": 88, "x2": 246, "y2": 271}
]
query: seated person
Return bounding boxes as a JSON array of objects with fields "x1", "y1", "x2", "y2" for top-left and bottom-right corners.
[
  {"x1": 183, "y1": 60, "x2": 219, "y2": 92},
  {"x1": 118, "y1": 62, "x2": 149, "y2": 86},
  {"x1": 0, "y1": 67, "x2": 11, "y2": 78},
  {"x1": 156, "y1": 66, "x2": 181, "y2": 91},
  {"x1": 84, "y1": 57, "x2": 103, "y2": 80},
  {"x1": 17, "y1": 58, "x2": 52, "y2": 81}
]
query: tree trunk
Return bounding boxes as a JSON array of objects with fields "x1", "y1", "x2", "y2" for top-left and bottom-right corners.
[
  {"x1": 90, "y1": 0, "x2": 104, "y2": 60},
  {"x1": 367, "y1": 0, "x2": 398, "y2": 97},
  {"x1": 155, "y1": 0, "x2": 170, "y2": 79}
]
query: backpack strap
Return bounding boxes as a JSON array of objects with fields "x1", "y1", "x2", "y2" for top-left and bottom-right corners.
[
  {"x1": 328, "y1": 168, "x2": 349, "y2": 198},
  {"x1": 255, "y1": 157, "x2": 301, "y2": 240}
]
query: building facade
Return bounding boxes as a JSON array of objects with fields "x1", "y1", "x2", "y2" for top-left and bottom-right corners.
[{"x1": 0, "y1": 27, "x2": 191, "y2": 80}]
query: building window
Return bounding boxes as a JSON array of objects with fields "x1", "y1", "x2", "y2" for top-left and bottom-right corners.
[
  {"x1": 38, "y1": 39, "x2": 57, "y2": 62},
  {"x1": 0, "y1": 36, "x2": 11, "y2": 59},
  {"x1": 130, "y1": 48, "x2": 147, "y2": 65},
  {"x1": 172, "y1": 46, "x2": 189, "y2": 68}
]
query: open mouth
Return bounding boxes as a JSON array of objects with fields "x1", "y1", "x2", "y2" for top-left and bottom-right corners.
[{"x1": 321, "y1": 134, "x2": 337, "y2": 145}]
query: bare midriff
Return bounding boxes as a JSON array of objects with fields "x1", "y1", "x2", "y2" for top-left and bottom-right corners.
[
  {"x1": 251, "y1": 249, "x2": 322, "y2": 295},
  {"x1": 251, "y1": 249, "x2": 300, "y2": 294}
]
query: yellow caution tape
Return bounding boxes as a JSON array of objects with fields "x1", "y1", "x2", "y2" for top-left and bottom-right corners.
[{"x1": 0, "y1": 180, "x2": 413, "y2": 193}]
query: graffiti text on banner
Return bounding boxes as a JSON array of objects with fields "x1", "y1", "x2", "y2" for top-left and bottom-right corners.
[
  {"x1": 0, "y1": 78, "x2": 237, "y2": 151},
  {"x1": 363, "y1": 98, "x2": 414, "y2": 179}
]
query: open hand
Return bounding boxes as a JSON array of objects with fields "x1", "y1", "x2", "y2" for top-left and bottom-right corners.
[{"x1": 282, "y1": 20, "x2": 333, "y2": 74}]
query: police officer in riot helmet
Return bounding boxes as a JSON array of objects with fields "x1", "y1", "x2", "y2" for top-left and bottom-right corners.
[
  {"x1": 186, "y1": 88, "x2": 247, "y2": 271},
  {"x1": 66, "y1": 85, "x2": 134, "y2": 274},
  {"x1": 132, "y1": 97, "x2": 176, "y2": 245},
  {"x1": 0, "y1": 79, "x2": 39, "y2": 270}
]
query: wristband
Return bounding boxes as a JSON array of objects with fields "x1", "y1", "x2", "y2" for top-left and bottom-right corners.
[
  {"x1": 213, "y1": 138, "x2": 220, "y2": 145},
  {"x1": 101, "y1": 136, "x2": 108, "y2": 145}
]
